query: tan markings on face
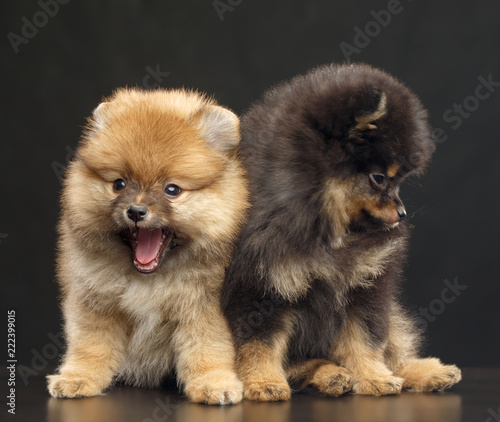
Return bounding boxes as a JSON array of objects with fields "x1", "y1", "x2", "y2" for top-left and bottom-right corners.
[
  {"x1": 387, "y1": 163, "x2": 400, "y2": 179},
  {"x1": 323, "y1": 175, "x2": 403, "y2": 235},
  {"x1": 362, "y1": 200, "x2": 400, "y2": 226},
  {"x1": 354, "y1": 92, "x2": 387, "y2": 131}
]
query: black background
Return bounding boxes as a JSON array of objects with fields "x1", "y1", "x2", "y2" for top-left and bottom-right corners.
[{"x1": 1, "y1": 0, "x2": 499, "y2": 375}]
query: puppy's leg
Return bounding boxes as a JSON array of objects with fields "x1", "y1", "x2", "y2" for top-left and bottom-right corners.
[
  {"x1": 237, "y1": 336, "x2": 291, "y2": 401},
  {"x1": 385, "y1": 305, "x2": 462, "y2": 392},
  {"x1": 287, "y1": 359, "x2": 352, "y2": 397},
  {"x1": 221, "y1": 278, "x2": 293, "y2": 401},
  {"x1": 173, "y1": 302, "x2": 243, "y2": 405},
  {"x1": 395, "y1": 358, "x2": 462, "y2": 392},
  {"x1": 47, "y1": 298, "x2": 127, "y2": 398},
  {"x1": 332, "y1": 316, "x2": 403, "y2": 396}
]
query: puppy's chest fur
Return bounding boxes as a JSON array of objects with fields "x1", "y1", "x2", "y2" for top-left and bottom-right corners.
[
  {"x1": 111, "y1": 262, "x2": 223, "y2": 387},
  {"x1": 118, "y1": 263, "x2": 221, "y2": 324},
  {"x1": 268, "y1": 234, "x2": 406, "y2": 301},
  {"x1": 277, "y1": 234, "x2": 406, "y2": 362}
]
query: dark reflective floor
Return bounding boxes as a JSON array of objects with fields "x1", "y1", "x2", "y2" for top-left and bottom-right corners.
[{"x1": 5, "y1": 368, "x2": 499, "y2": 422}]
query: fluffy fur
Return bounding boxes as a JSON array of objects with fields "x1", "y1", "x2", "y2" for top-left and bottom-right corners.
[
  {"x1": 221, "y1": 63, "x2": 461, "y2": 401},
  {"x1": 47, "y1": 88, "x2": 249, "y2": 405}
]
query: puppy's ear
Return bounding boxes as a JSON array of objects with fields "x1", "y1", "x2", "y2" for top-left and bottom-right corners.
[
  {"x1": 351, "y1": 92, "x2": 387, "y2": 134},
  {"x1": 92, "y1": 102, "x2": 110, "y2": 131},
  {"x1": 196, "y1": 105, "x2": 240, "y2": 153}
]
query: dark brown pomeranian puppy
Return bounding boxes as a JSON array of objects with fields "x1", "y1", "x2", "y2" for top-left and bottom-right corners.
[
  {"x1": 47, "y1": 88, "x2": 249, "y2": 404},
  {"x1": 221, "y1": 63, "x2": 461, "y2": 401}
]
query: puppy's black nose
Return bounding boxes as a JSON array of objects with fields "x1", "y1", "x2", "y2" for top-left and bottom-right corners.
[
  {"x1": 126, "y1": 205, "x2": 148, "y2": 223},
  {"x1": 397, "y1": 207, "x2": 407, "y2": 220}
]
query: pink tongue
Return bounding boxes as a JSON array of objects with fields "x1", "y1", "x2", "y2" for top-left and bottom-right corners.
[{"x1": 135, "y1": 228, "x2": 163, "y2": 265}]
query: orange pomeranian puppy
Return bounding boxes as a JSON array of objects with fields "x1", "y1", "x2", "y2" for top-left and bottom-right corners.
[{"x1": 47, "y1": 88, "x2": 249, "y2": 404}]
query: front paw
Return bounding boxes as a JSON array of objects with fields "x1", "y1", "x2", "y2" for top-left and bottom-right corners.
[
  {"x1": 184, "y1": 370, "x2": 243, "y2": 405},
  {"x1": 401, "y1": 360, "x2": 462, "y2": 392},
  {"x1": 352, "y1": 375, "x2": 403, "y2": 396},
  {"x1": 244, "y1": 379, "x2": 291, "y2": 402},
  {"x1": 47, "y1": 373, "x2": 105, "y2": 398},
  {"x1": 311, "y1": 365, "x2": 352, "y2": 397}
]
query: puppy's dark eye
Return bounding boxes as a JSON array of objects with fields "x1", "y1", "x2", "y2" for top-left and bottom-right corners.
[
  {"x1": 165, "y1": 184, "x2": 182, "y2": 197},
  {"x1": 369, "y1": 173, "x2": 387, "y2": 188},
  {"x1": 113, "y1": 178, "x2": 127, "y2": 191}
]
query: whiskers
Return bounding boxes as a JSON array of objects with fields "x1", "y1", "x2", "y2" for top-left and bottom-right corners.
[
  {"x1": 404, "y1": 178, "x2": 424, "y2": 190},
  {"x1": 405, "y1": 204, "x2": 431, "y2": 222}
]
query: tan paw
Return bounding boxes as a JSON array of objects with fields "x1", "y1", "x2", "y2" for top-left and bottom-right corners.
[
  {"x1": 399, "y1": 359, "x2": 462, "y2": 392},
  {"x1": 47, "y1": 373, "x2": 105, "y2": 398},
  {"x1": 352, "y1": 375, "x2": 403, "y2": 396},
  {"x1": 311, "y1": 364, "x2": 352, "y2": 397},
  {"x1": 244, "y1": 379, "x2": 291, "y2": 401},
  {"x1": 184, "y1": 370, "x2": 243, "y2": 405}
]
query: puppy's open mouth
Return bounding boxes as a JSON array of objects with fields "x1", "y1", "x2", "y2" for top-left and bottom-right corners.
[{"x1": 121, "y1": 227, "x2": 174, "y2": 273}]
